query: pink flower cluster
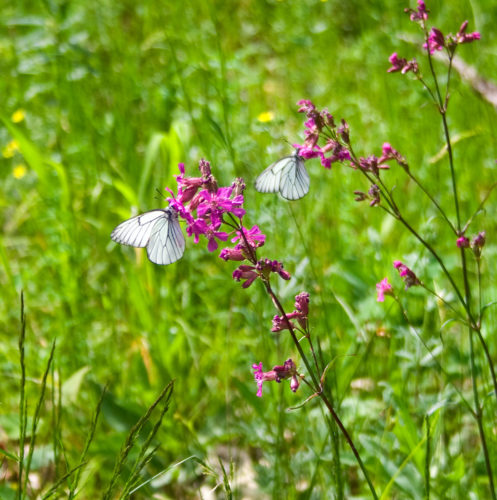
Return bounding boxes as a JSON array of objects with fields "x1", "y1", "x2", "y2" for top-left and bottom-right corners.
[
  {"x1": 166, "y1": 160, "x2": 245, "y2": 252},
  {"x1": 389, "y1": 2, "x2": 480, "y2": 71},
  {"x1": 232, "y1": 258, "x2": 291, "y2": 289},
  {"x1": 457, "y1": 231, "x2": 486, "y2": 257},
  {"x1": 272, "y1": 292, "x2": 310, "y2": 332},
  {"x1": 424, "y1": 22, "x2": 481, "y2": 55},
  {"x1": 405, "y1": 0, "x2": 429, "y2": 22},
  {"x1": 294, "y1": 100, "x2": 351, "y2": 169},
  {"x1": 253, "y1": 359, "x2": 299, "y2": 397},
  {"x1": 376, "y1": 261, "x2": 421, "y2": 301},
  {"x1": 166, "y1": 161, "x2": 291, "y2": 288}
]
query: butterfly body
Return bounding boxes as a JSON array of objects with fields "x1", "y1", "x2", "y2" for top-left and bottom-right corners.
[
  {"x1": 111, "y1": 207, "x2": 185, "y2": 265},
  {"x1": 255, "y1": 151, "x2": 309, "y2": 200}
]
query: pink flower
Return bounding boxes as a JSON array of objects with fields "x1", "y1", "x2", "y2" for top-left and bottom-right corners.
[
  {"x1": 295, "y1": 292, "x2": 309, "y2": 316},
  {"x1": 368, "y1": 184, "x2": 381, "y2": 207},
  {"x1": 219, "y1": 247, "x2": 245, "y2": 261},
  {"x1": 376, "y1": 278, "x2": 393, "y2": 302},
  {"x1": 472, "y1": 231, "x2": 486, "y2": 248},
  {"x1": 297, "y1": 99, "x2": 316, "y2": 114},
  {"x1": 424, "y1": 28, "x2": 445, "y2": 54},
  {"x1": 252, "y1": 359, "x2": 299, "y2": 397},
  {"x1": 271, "y1": 292, "x2": 310, "y2": 331},
  {"x1": 472, "y1": 231, "x2": 486, "y2": 257},
  {"x1": 233, "y1": 265, "x2": 259, "y2": 288},
  {"x1": 257, "y1": 259, "x2": 291, "y2": 280},
  {"x1": 387, "y1": 52, "x2": 407, "y2": 73},
  {"x1": 231, "y1": 225, "x2": 266, "y2": 248},
  {"x1": 379, "y1": 142, "x2": 408, "y2": 168},
  {"x1": 272, "y1": 314, "x2": 293, "y2": 332},
  {"x1": 405, "y1": 0, "x2": 429, "y2": 22},
  {"x1": 294, "y1": 144, "x2": 321, "y2": 160},
  {"x1": 394, "y1": 261, "x2": 420, "y2": 289},
  {"x1": 454, "y1": 21, "x2": 481, "y2": 45},
  {"x1": 388, "y1": 53, "x2": 419, "y2": 74},
  {"x1": 197, "y1": 187, "x2": 245, "y2": 226},
  {"x1": 456, "y1": 236, "x2": 470, "y2": 248}
]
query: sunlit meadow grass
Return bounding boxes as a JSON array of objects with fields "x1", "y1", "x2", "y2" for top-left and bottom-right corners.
[{"x1": 1, "y1": 0, "x2": 497, "y2": 498}]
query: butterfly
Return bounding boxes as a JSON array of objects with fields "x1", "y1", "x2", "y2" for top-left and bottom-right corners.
[
  {"x1": 254, "y1": 150, "x2": 310, "y2": 200},
  {"x1": 111, "y1": 206, "x2": 185, "y2": 265}
]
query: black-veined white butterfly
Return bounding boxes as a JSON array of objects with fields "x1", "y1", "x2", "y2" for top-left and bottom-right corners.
[
  {"x1": 255, "y1": 150, "x2": 310, "y2": 200},
  {"x1": 111, "y1": 207, "x2": 185, "y2": 265}
]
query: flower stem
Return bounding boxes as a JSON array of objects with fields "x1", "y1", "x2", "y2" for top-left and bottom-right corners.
[
  {"x1": 262, "y1": 279, "x2": 378, "y2": 499},
  {"x1": 468, "y1": 325, "x2": 496, "y2": 499}
]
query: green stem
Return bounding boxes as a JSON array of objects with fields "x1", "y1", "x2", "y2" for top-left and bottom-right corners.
[
  {"x1": 440, "y1": 113, "x2": 461, "y2": 229},
  {"x1": 425, "y1": 415, "x2": 430, "y2": 500},
  {"x1": 468, "y1": 325, "x2": 496, "y2": 499},
  {"x1": 405, "y1": 169, "x2": 456, "y2": 234},
  {"x1": 18, "y1": 293, "x2": 27, "y2": 500}
]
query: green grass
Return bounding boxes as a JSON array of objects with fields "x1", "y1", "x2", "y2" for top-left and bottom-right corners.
[{"x1": 1, "y1": 0, "x2": 497, "y2": 498}]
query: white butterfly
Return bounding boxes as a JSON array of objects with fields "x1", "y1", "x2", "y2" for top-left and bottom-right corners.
[
  {"x1": 111, "y1": 207, "x2": 185, "y2": 265},
  {"x1": 255, "y1": 150, "x2": 310, "y2": 200}
]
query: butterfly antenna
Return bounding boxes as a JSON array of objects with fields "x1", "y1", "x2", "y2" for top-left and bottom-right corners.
[
  {"x1": 154, "y1": 188, "x2": 167, "y2": 201},
  {"x1": 282, "y1": 137, "x2": 293, "y2": 148}
]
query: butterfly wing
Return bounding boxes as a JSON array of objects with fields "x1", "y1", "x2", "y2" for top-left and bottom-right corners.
[
  {"x1": 146, "y1": 208, "x2": 185, "y2": 265},
  {"x1": 255, "y1": 153, "x2": 309, "y2": 200},
  {"x1": 254, "y1": 156, "x2": 290, "y2": 194},
  {"x1": 278, "y1": 155, "x2": 310, "y2": 200},
  {"x1": 111, "y1": 209, "x2": 168, "y2": 248},
  {"x1": 111, "y1": 208, "x2": 185, "y2": 265}
]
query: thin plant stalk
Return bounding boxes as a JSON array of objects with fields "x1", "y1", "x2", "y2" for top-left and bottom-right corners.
[
  {"x1": 120, "y1": 383, "x2": 174, "y2": 497},
  {"x1": 23, "y1": 340, "x2": 56, "y2": 498},
  {"x1": 468, "y1": 325, "x2": 496, "y2": 499},
  {"x1": 102, "y1": 381, "x2": 174, "y2": 500},
  {"x1": 68, "y1": 385, "x2": 108, "y2": 499},
  {"x1": 425, "y1": 415, "x2": 430, "y2": 500},
  {"x1": 430, "y1": 36, "x2": 497, "y2": 492},
  {"x1": 18, "y1": 293, "x2": 27, "y2": 500},
  {"x1": 41, "y1": 463, "x2": 86, "y2": 500}
]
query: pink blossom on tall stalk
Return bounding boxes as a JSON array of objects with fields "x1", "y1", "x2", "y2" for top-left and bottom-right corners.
[
  {"x1": 454, "y1": 21, "x2": 481, "y2": 45},
  {"x1": 405, "y1": 0, "x2": 429, "y2": 22},
  {"x1": 272, "y1": 291, "x2": 310, "y2": 331},
  {"x1": 456, "y1": 236, "x2": 470, "y2": 249},
  {"x1": 232, "y1": 259, "x2": 291, "y2": 288},
  {"x1": 294, "y1": 101, "x2": 351, "y2": 169},
  {"x1": 387, "y1": 53, "x2": 419, "y2": 74},
  {"x1": 379, "y1": 143, "x2": 407, "y2": 167},
  {"x1": 424, "y1": 28, "x2": 445, "y2": 54},
  {"x1": 252, "y1": 359, "x2": 299, "y2": 397},
  {"x1": 231, "y1": 225, "x2": 266, "y2": 248},
  {"x1": 472, "y1": 231, "x2": 486, "y2": 257},
  {"x1": 376, "y1": 278, "x2": 393, "y2": 302},
  {"x1": 423, "y1": 22, "x2": 480, "y2": 54},
  {"x1": 394, "y1": 261, "x2": 421, "y2": 289},
  {"x1": 166, "y1": 161, "x2": 247, "y2": 253}
]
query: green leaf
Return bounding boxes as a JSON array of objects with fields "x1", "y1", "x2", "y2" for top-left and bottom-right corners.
[{"x1": 62, "y1": 366, "x2": 91, "y2": 406}]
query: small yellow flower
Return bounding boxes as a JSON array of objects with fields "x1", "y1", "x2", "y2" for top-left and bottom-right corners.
[
  {"x1": 13, "y1": 164, "x2": 27, "y2": 179},
  {"x1": 257, "y1": 111, "x2": 275, "y2": 123},
  {"x1": 11, "y1": 109, "x2": 25, "y2": 123},
  {"x1": 2, "y1": 139, "x2": 19, "y2": 158}
]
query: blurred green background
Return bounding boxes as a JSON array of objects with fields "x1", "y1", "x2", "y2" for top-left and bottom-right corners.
[{"x1": 1, "y1": 0, "x2": 497, "y2": 498}]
